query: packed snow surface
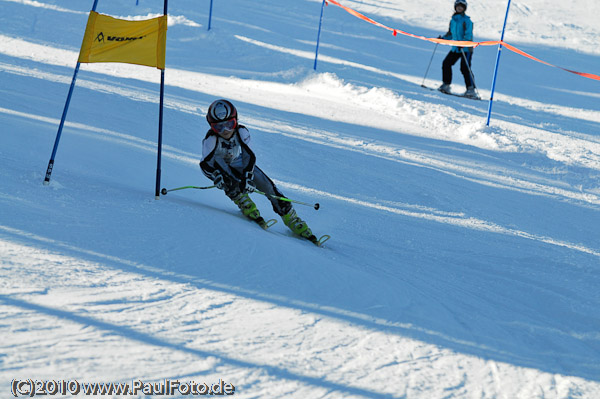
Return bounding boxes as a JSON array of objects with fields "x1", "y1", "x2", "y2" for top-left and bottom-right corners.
[{"x1": 1, "y1": 0, "x2": 599, "y2": 398}]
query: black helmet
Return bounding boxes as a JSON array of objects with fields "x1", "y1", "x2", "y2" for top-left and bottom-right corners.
[
  {"x1": 454, "y1": 0, "x2": 467, "y2": 10},
  {"x1": 206, "y1": 99, "x2": 237, "y2": 124}
]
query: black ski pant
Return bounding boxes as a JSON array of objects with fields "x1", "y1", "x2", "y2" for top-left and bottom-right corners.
[
  {"x1": 226, "y1": 166, "x2": 292, "y2": 216},
  {"x1": 252, "y1": 166, "x2": 292, "y2": 216},
  {"x1": 442, "y1": 50, "x2": 473, "y2": 88}
]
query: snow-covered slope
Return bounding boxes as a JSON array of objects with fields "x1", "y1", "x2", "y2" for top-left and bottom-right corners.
[{"x1": 1, "y1": 0, "x2": 599, "y2": 398}]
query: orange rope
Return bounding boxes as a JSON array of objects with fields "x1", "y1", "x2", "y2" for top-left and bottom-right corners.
[{"x1": 325, "y1": 0, "x2": 600, "y2": 81}]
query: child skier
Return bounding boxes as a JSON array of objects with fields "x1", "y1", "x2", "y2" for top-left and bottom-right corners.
[
  {"x1": 438, "y1": 0, "x2": 478, "y2": 99},
  {"x1": 199, "y1": 99, "x2": 316, "y2": 241}
]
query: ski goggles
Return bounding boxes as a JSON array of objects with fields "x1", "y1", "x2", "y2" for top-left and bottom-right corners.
[{"x1": 211, "y1": 119, "x2": 237, "y2": 134}]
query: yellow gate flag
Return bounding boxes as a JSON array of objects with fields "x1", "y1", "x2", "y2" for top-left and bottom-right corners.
[{"x1": 78, "y1": 11, "x2": 167, "y2": 70}]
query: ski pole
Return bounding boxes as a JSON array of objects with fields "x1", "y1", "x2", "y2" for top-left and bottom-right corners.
[
  {"x1": 460, "y1": 49, "x2": 478, "y2": 91},
  {"x1": 160, "y1": 185, "x2": 216, "y2": 195},
  {"x1": 161, "y1": 185, "x2": 320, "y2": 210},
  {"x1": 253, "y1": 189, "x2": 320, "y2": 210},
  {"x1": 421, "y1": 43, "x2": 439, "y2": 87}
]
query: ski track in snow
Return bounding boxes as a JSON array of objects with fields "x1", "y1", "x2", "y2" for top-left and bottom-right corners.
[
  {"x1": 1, "y1": 39, "x2": 599, "y2": 259},
  {"x1": 1, "y1": 102, "x2": 599, "y2": 259},
  {"x1": 1, "y1": 37, "x2": 600, "y2": 207},
  {"x1": 0, "y1": 0, "x2": 86, "y2": 15}
]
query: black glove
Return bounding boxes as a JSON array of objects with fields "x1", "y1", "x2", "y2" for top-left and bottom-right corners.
[
  {"x1": 241, "y1": 171, "x2": 255, "y2": 193},
  {"x1": 213, "y1": 171, "x2": 225, "y2": 190}
]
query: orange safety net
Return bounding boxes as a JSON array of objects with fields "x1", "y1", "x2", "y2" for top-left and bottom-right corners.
[{"x1": 325, "y1": 0, "x2": 600, "y2": 81}]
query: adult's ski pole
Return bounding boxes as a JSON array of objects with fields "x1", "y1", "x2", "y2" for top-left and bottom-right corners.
[
  {"x1": 460, "y1": 49, "x2": 478, "y2": 90},
  {"x1": 421, "y1": 43, "x2": 439, "y2": 87}
]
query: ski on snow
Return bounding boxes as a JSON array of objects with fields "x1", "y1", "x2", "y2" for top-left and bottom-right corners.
[
  {"x1": 307, "y1": 234, "x2": 331, "y2": 247},
  {"x1": 253, "y1": 216, "x2": 278, "y2": 230},
  {"x1": 248, "y1": 216, "x2": 330, "y2": 247},
  {"x1": 421, "y1": 85, "x2": 483, "y2": 101},
  {"x1": 161, "y1": 187, "x2": 330, "y2": 246}
]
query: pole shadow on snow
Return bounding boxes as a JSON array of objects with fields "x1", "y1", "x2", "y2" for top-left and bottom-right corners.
[
  {"x1": 2, "y1": 224, "x2": 599, "y2": 384},
  {"x1": 0, "y1": 295, "x2": 399, "y2": 399}
]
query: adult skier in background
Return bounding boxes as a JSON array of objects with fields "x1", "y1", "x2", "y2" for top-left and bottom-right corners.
[
  {"x1": 438, "y1": 0, "x2": 478, "y2": 99},
  {"x1": 200, "y1": 99, "x2": 316, "y2": 240}
]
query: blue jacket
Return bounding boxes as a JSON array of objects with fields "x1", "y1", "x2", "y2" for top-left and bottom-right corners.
[{"x1": 442, "y1": 12, "x2": 473, "y2": 52}]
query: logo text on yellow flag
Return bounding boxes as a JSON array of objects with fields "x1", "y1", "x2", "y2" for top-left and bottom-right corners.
[{"x1": 78, "y1": 11, "x2": 167, "y2": 70}]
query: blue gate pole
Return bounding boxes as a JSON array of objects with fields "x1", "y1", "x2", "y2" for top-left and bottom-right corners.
[
  {"x1": 44, "y1": 0, "x2": 100, "y2": 185},
  {"x1": 486, "y1": 0, "x2": 512, "y2": 126},
  {"x1": 208, "y1": 0, "x2": 214, "y2": 31},
  {"x1": 156, "y1": 0, "x2": 169, "y2": 198},
  {"x1": 313, "y1": 0, "x2": 326, "y2": 70}
]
